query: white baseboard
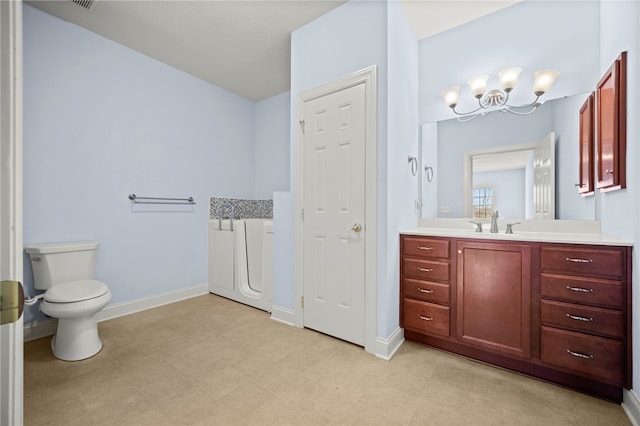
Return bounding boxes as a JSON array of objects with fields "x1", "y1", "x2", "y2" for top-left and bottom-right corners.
[
  {"x1": 23, "y1": 284, "x2": 209, "y2": 342},
  {"x1": 623, "y1": 389, "x2": 640, "y2": 426},
  {"x1": 96, "y1": 283, "x2": 208, "y2": 322},
  {"x1": 270, "y1": 304, "x2": 295, "y2": 326},
  {"x1": 23, "y1": 319, "x2": 58, "y2": 342},
  {"x1": 375, "y1": 327, "x2": 404, "y2": 361}
]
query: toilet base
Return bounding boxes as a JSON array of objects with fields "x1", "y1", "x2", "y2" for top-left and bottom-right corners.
[{"x1": 51, "y1": 315, "x2": 103, "y2": 361}]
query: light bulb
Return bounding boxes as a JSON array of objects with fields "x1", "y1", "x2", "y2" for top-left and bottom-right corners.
[
  {"x1": 441, "y1": 86, "x2": 460, "y2": 108},
  {"x1": 467, "y1": 75, "x2": 489, "y2": 98},
  {"x1": 533, "y1": 69, "x2": 560, "y2": 95},
  {"x1": 498, "y1": 67, "x2": 522, "y2": 93}
]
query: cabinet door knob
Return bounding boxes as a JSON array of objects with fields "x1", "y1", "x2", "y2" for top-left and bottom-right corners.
[
  {"x1": 417, "y1": 288, "x2": 434, "y2": 294},
  {"x1": 418, "y1": 315, "x2": 433, "y2": 321},
  {"x1": 417, "y1": 267, "x2": 433, "y2": 272}
]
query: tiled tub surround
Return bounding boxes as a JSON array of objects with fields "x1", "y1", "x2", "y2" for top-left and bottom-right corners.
[{"x1": 209, "y1": 197, "x2": 273, "y2": 219}]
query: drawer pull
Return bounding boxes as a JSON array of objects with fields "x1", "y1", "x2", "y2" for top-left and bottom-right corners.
[
  {"x1": 417, "y1": 288, "x2": 434, "y2": 294},
  {"x1": 418, "y1": 315, "x2": 433, "y2": 321},
  {"x1": 566, "y1": 313, "x2": 594, "y2": 322},
  {"x1": 565, "y1": 285, "x2": 594, "y2": 293},
  {"x1": 417, "y1": 267, "x2": 434, "y2": 272},
  {"x1": 565, "y1": 257, "x2": 593, "y2": 264},
  {"x1": 566, "y1": 349, "x2": 594, "y2": 360},
  {"x1": 417, "y1": 246, "x2": 434, "y2": 251}
]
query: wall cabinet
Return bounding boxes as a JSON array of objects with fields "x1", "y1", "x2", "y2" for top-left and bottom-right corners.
[
  {"x1": 400, "y1": 234, "x2": 632, "y2": 401},
  {"x1": 596, "y1": 51, "x2": 627, "y2": 192}
]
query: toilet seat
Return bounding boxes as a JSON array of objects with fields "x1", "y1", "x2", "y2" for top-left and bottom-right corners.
[{"x1": 44, "y1": 279, "x2": 109, "y2": 303}]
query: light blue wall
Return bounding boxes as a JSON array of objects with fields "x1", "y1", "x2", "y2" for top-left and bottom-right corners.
[
  {"x1": 285, "y1": 0, "x2": 390, "y2": 328},
  {"x1": 21, "y1": 5, "x2": 278, "y2": 324},
  {"x1": 283, "y1": 0, "x2": 418, "y2": 340},
  {"x1": 385, "y1": 0, "x2": 420, "y2": 338},
  {"x1": 254, "y1": 92, "x2": 291, "y2": 198},
  {"x1": 597, "y1": 0, "x2": 640, "y2": 392},
  {"x1": 419, "y1": 0, "x2": 600, "y2": 123}
]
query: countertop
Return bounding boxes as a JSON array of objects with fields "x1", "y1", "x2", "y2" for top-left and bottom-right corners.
[{"x1": 401, "y1": 218, "x2": 632, "y2": 246}]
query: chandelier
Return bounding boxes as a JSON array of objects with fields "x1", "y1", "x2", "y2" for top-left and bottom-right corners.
[{"x1": 441, "y1": 68, "x2": 560, "y2": 121}]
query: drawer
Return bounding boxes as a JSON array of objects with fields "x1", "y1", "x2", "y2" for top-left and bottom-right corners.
[
  {"x1": 541, "y1": 299, "x2": 624, "y2": 339},
  {"x1": 403, "y1": 278, "x2": 450, "y2": 305},
  {"x1": 541, "y1": 246, "x2": 624, "y2": 278},
  {"x1": 403, "y1": 298, "x2": 450, "y2": 337},
  {"x1": 541, "y1": 273, "x2": 624, "y2": 309},
  {"x1": 403, "y1": 237, "x2": 450, "y2": 259},
  {"x1": 403, "y1": 258, "x2": 450, "y2": 283},
  {"x1": 541, "y1": 326, "x2": 624, "y2": 385}
]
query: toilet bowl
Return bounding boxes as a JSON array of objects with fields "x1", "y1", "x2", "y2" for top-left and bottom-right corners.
[{"x1": 25, "y1": 241, "x2": 112, "y2": 361}]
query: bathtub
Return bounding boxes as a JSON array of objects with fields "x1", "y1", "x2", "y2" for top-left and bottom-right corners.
[{"x1": 208, "y1": 218, "x2": 273, "y2": 312}]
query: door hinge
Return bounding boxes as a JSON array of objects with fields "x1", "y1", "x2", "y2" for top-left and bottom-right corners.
[
  {"x1": 301, "y1": 296, "x2": 304, "y2": 308},
  {"x1": 299, "y1": 120, "x2": 305, "y2": 134},
  {"x1": 301, "y1": 208, "x2": 304, "y2": 220}
]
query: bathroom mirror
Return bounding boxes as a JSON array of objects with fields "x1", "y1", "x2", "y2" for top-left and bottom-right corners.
[{"x1": 421, "y1": 92, "x2": 596, "y2": 221}]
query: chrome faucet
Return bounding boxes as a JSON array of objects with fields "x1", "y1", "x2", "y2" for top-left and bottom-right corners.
[
  {"x1": 218, "y1": 203, "x2": 235, "y2": 231},
  {"x1": 490, "y1": 210, "x2": 499, "y2": 233}
]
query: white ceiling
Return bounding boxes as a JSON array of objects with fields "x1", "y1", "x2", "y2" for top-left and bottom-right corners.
[{"x1": 26, "y1": 0, "x2": 518, "y2": 102}]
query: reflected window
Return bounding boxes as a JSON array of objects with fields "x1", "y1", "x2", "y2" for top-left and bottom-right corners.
[{"x1": 473, "y1": 186, "x2": 494, "y2": 218}]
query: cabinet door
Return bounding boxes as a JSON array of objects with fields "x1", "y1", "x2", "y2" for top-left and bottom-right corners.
[
  {"x1": 596, "y1": 51, "x2": 626, "y2": 192},
  {"x1": 456, "y1": 241, "x2": 531, "y2": 358},
  {"x1": 578, "y1": 93, "x2": 595, "y2": 196}
]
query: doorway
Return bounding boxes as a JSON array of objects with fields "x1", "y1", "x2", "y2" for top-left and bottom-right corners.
[{"x1": 294, "y1": 66, "x2": 377, "y2": 353}]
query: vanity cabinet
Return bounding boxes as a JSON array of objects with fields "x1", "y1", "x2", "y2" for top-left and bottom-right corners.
[
  {"x1": 400, "y1": 237, "x2": 451, "y2": 338},
  {"x1": 540, "y1": 245, "x2": 627, "y2": 386},
  {"x1": 400, "y1": 234, "x2": 632, "y2": 401}
]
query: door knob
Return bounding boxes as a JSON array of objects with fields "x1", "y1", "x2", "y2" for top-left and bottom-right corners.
[{"x1": 345, "y1": 223, "x2": 362, "y2": 233}]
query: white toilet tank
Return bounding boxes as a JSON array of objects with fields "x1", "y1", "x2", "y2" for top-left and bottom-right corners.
[{"x1": 26, "y1": 241, "x2": 99, "y2": 290}]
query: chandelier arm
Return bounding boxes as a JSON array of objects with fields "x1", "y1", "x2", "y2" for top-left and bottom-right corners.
[
  {"x1": 456, "y1": 111, "x2": 489, "y2": 122},
  {"x1": 451, "y1": 105, "x2": 484, "y2": 116},
  {"x1": 503, "y1": 105, "x2": 539, "y2": 115},
  {"x1": 503, "y1": 95, "x2": 542, "y2": 110}
]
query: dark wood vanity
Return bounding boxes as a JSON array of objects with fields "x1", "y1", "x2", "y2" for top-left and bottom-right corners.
[{"x1": 400, "y1": 233, "x2": 632, "y2": 401}]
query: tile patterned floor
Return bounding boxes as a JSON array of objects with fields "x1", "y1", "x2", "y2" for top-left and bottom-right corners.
[{"x1": 24, "y1": 294, "x2": 630, "y2": 425}]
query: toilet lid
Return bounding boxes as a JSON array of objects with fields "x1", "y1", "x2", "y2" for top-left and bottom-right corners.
[{"x1": 44, "y1": 280, "x2": 109, "y2": 303}]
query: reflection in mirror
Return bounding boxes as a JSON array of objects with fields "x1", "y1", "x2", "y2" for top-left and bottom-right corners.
[
  {"x1": 471, "y1": 149, "x2": 534, "y2": 219},
  {"x1": 421, "y1": 93, "x2": 595, "y2": 221},
  {"x1": 463, "y1": 133, "x2": 554, "y2": 220}
]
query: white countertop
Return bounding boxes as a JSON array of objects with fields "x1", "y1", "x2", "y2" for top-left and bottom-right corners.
[{"x1": 401, "y1": 218, "x2": 632, "y2": 246}]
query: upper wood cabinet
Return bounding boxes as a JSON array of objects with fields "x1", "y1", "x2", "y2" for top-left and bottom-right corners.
[
  {"x1": 596, "y1": 51, "x2": 627, "y2": 192},
  {"x1": 578, "y1": 93, "x2": 595, "y2": 196}
]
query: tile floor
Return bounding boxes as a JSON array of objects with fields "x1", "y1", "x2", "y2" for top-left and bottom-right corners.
[{"x1": 24, "y1": 294, "x2": 630, "y2": 425}]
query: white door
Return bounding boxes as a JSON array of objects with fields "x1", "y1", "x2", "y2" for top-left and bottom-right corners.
[
  {"x1": 302, "y1": 83, "x2": 366, "y2": 345},
  {"x1": 533, "y1": 132, "x2": 555, "y2": 219},
  {"x1": 0, "y1": 0, "x2": 24, "y2": 424}
]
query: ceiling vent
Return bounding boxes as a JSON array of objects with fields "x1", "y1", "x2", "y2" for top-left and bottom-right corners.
[{"x1": 70, "y1": 0, "x2": 97, "y2": 11}]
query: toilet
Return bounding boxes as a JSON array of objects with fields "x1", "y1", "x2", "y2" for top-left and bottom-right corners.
[{"x1": 25, "y1": 241, "x2": 111, "y2": 361}]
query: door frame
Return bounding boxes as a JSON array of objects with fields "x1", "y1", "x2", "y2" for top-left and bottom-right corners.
[
  {"x1": 294, "y1": 66, "x2": 377, "y2": 354},
  {"x1": 0, "y1": 0, "x2": 24, "y2": 424}
]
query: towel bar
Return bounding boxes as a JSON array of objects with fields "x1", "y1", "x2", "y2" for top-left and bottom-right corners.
[{"x1": 128, "y1": 194, "x2": 195, "y2": 205}]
